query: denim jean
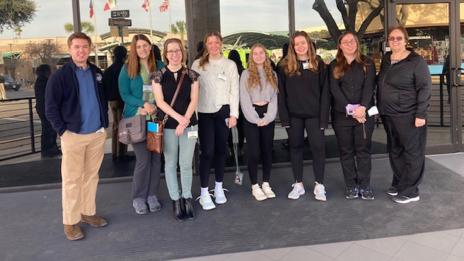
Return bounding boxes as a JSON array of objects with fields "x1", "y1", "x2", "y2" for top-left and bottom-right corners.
[{"x1": 163, "y1": 125, "x2": 198, "y2": 200}]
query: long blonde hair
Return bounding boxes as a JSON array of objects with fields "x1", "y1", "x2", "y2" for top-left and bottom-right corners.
[
  {"x1": 199, "y1": 32, "x2": 223, "y2": 69},
  {"x1": 282, "y1": 31, "x2": 318, "y2": 76},
  {"x1": 127, "y1": 34, "x2": 156, "y2": 78},
  {"x1": 333, "y1": 31, "x2": 367, "y2": 80},
  {"x1": 247, "y1": 43, "x2": 277, "y2": 91}
]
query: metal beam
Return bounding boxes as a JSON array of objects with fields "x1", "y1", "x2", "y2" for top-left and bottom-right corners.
[
  {"x1": 72, "y1": 0, "x2": 82, "y2": 33},
  {"x1": 288, "y1": 0, "x2": 295, "y2": 36}
]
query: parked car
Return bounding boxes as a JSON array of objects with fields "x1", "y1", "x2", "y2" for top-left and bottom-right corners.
[{"x1": 0, "y1": 75, "x2": 21, "y2": 91}]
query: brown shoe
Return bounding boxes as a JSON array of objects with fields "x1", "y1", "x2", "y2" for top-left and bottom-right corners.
[
  {"x1": 64, "y1": 224, "x2": 84, "y2": 241},
  {"x1": 81, "y1": 214, "x2": 108, "y2": 228}
]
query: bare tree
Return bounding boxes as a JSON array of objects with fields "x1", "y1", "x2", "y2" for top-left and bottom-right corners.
[
  {"x1": 24, "y1": 40, "x2": 58, "y2": 66},
  {"x1": 313, "y1": 0, "x2": 384, "y2": 41}
]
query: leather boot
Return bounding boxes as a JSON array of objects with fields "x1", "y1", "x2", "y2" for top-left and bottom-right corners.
[
  {"x1": 64, "y1": 224, "x2": 84, "y2": 241},
  {"x1": 183, "y1": 197, "x2": 196, "y2": 220},
  {"x1": 172, "y1": 200, "x2": 185, "y2": 221}
]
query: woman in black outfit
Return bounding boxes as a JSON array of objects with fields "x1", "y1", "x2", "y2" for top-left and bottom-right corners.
[
  {"x1": 377, "y1": 26, "x2": 431, "y2": 204},
  {"x1": 329, "y1": 32, "x2": 376, "y2": 200},
  {"x1": 278, "y1": 31, "x2": 330, "y2": 201}
]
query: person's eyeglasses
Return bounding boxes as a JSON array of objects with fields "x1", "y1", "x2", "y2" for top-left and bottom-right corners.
[
  {"x1": 388, "y1": 36, "x2": 404, "y2": 42},
  {"x1": 341, "y1": 39, "x2": 356, "y2": 46},
  {"x1": 166, "y1": 49, "x2": 182, "y2": 55}
]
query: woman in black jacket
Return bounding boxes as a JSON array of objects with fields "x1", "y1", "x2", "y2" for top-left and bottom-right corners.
[
  {"x1": 278, "y1": 31, "x2": 329, "y2": 201},
  {"x1": 329, "y1": 32, "x2": 376, "y2": 200},
  {"x1": 377, "y1": 26, "x2": 431, "y2": 204}
]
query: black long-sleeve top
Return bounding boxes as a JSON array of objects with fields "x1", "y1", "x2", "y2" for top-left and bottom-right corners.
[
  {"x1": 278, "y1": 58, "x2": 329, "y2": 128},
  {"x1": 377, "y1": 51, "x2": 431, "y2": 119},
  {"x1": 329, "y1": 58, "x2": 376, "y2": 126}
]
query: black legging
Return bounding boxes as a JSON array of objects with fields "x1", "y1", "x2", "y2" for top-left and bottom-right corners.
[
  {"x1": 288, "y1": 117, "x2": 325, "y2": 183},
  {"x1": 198, "y1": 105, "x2": 230, "y2": 188},
  {"x1": 243, "y1": 105, "x2": 274, "y2": 185}
]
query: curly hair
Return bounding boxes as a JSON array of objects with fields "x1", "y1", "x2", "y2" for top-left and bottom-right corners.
[
  {"x1": 282, "y1": 31, "x2": 318, "y2": 76},
  {"x1": 246, "y1": 43, "x2": 277, "y2": 91}
]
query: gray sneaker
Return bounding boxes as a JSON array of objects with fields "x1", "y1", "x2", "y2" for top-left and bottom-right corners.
[
  {"x1": 147, "y1": 195, "x2": 162, "y2": 212},
  {"x1": 133, "y1": 198, "x2": 148, "y2": 215}
]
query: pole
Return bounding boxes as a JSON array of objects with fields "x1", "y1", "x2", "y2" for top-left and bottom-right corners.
[
  {"x1": 72, "y1": 0, "x2": 82, "y2": 32},
  {"x1": 93, "y1": 7, "x2": 100, "y2": 67},
  {"x1": 149, "y1": 0, "x2": 153, "y2": 41}
]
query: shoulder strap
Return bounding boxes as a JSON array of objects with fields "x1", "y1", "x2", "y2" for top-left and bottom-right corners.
[{"x1": 162, "y1": 68, "x2": 186, "y2": 123}]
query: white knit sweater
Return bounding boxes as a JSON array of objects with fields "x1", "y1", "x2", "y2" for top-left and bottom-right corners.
[{"x1": 191, "y1": 57, "x2": 240, "y2": 118}]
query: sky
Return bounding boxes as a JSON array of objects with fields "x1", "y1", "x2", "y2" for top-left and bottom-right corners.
[{"x1": 0, "y1": 0, "x2": 341, "y2": 39}]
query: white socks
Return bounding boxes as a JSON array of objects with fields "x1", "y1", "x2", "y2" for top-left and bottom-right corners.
[
  {"x1": 215, "y1": 181, "x2": 223, "y2": 191},
  {"x1": 201, "y1": 187, "x2": 209, "y2": 197}
]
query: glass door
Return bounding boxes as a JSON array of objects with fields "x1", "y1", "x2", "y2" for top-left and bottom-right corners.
[{"x1": 391, "y1": 1, "x2": 462, "y2": 153}]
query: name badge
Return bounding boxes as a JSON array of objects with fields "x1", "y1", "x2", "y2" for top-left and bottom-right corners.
[
  {"x1": 143, "y1": 84, "x2": 152, "y2": 92},
  {"x1": 218, "y1": 73, "x2": 227, "y2": 81},
  {"x1": 188, "y1": 130, "x2": 198, "y2": 139},
  {"x1": 302, "y1": 62, "x2": 310, "y2": 70},
  {"x1": 368, "y1": 106, "x2": 379, "y2": 117}
]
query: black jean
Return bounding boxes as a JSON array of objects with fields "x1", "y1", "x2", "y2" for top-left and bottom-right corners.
[
  {"x1": 382, "y1": 115, "x2": 426, "y2": 197},
  {"x1": 288, "y1": 117, "x2": 325, "y2": 183},
  {"x1": 198, "y1": 105, "x2": 231, "y2": 188},
  {"x1": 333, "y1": 117, "x2": 374, "y2": 189},
  {"x1": 243, "y1": 105, "x2": 275, "y2": 185}
]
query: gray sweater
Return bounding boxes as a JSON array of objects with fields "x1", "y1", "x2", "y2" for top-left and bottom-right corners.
[{"x1": 239, "y1": 68, "x2": 278, "y2": 124}]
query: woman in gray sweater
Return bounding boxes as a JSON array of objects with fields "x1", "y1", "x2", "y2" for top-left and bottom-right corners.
[{"x1": 240, "y1": 43, "x2": 278, "y2": 201}]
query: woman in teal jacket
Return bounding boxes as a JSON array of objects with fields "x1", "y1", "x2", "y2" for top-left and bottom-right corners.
[{"x1": 119, "y1": 34, "x2": 164, "y2": 215}]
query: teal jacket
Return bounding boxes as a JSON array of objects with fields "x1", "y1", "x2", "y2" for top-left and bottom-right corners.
[{"x1": 118, "y1": 61, "x2": 164, "y2": 118}]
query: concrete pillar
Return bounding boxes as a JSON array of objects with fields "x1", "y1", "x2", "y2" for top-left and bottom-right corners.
[
  {"x1": 185, "y1": 0, "x2": 221, "y2": 65},
  {"x1": 72, "y1": 0, "x2": 82, "y2": 33}
]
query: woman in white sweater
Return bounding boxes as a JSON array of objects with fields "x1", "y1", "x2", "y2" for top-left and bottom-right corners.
[{"x1": 191, "y1": 32, "x2": 239, "y2": 210}]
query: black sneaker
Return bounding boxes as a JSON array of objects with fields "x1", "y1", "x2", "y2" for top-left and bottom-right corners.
[
  {"x1": 392, "y1": 195, "x2": 420, "y2": 204},
  {"x1": 386, "y1": 187, "x2": 398, "y2": 196},
  {"x1": 360, "y1": 187, "x2": 375, "y2": 200},
  {"x1": 344, "y1": 187, "x2": 359, "y2": 200}
]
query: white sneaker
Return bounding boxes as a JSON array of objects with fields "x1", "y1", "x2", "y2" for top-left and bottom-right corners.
[
  {"x1": 261, "y1": 182, "x2": 276, "y2": 198},
  {"x1": 314, "y1": 182, "x2": 327, "y2": 201},
  {"x1": 252, "y1": 184, "x2": 267, "y2": 201},
  {"x1": 214, "y1": 187, "x2": 227, "y2": 204},
  {"x1": 288, "y1": 183, "x2": 305, "y2": 199},
  {"x1": 197, "y1": 194, "x2": 216, "y2": 210}
]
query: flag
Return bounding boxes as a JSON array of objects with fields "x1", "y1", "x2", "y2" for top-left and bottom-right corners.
[
  {"x1": 159, "y1": 0, "x2": 169, "y2": 12},
  {"x1": 104, "y1": 0, "x2": 116, "y2": 11},
  {"x1": 142, "y1": 0, "x2": 150, "y2": 12},
  {"x1": 89, "y1": 0, "x2": 94, "y2": 18}
]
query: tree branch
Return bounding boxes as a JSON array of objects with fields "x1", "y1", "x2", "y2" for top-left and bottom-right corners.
[
  {"x1": 357, "y1": 1, "x2": 383, "y2": 38},
  {"x1": 313, "y1": 0, "x2": 342, "y2": 42},
  {"x1": 347, "y1": 0, "x2": 358, "y2": 32},
  {"x1": 336, "y1": 0, "x2": 350, "y2": 30}
]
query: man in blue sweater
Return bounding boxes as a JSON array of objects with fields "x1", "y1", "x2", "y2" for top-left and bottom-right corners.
[{"x1": 46, "y1": 32, "x2": 109, "y2": 241}]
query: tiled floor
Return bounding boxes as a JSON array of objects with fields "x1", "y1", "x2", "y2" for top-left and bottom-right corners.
[{"x1": 173, "y1": 153, "x2": 464, "y2": 261}]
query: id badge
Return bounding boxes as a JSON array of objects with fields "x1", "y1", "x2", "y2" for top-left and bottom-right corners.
[
  {"x1": 218, "y1": 73, "x2": 227, "y2": 81},
  {"x1": 188, "y1": 130, "x2": 198, "y2": 139},
  {"x1": 143, "y1": 84, "x2": 152, "y2": 92},
  {"x1": 368, "y1": 106, "x2": 379, "y2": 117},
  {"x1": 302, "y1": 62, "x2": 310, "y2": 70}
]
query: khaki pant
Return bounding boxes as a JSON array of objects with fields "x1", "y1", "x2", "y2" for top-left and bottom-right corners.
[
  {"x1": 0, "y1": 83, "x2": 6, "y2": 100},
  {"x1": 60, "y1": 130, "x2": 106, "y2": 225}
]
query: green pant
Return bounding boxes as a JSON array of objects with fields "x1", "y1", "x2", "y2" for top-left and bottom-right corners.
[{"x1": 163, "y1": 125, "x2": 198, "y2": 200}]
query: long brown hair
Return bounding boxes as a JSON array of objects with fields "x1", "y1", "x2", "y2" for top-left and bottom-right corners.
[
  {"x1": 127, "y1": 34, "x2": 156, "y2": 79},
  {"x1": 247, "y1": 43, "x2": 277, "y2": 91},
  {"x1": 282, "y1": 31, "x2": 318, "y2": 76},
  {"x1": 162, "y1": 38, "x2": 186, "y2": 65},
  {"x1": 199, "y1": 32, "x2": 223, "y2": 69},
  {"x1": 333, "y1": 31, "x2": 367, "y2": 80}
]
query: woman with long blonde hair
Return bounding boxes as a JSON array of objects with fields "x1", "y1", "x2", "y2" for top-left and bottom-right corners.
[
  {"x1": 240, "y1": 43, "x2": 278, "y2": 201},
  {"x1": 278, "y1": 31, "x2": 330, "y2": 201},
  {"x1": 329, "y1": 31, "x2": 376, "y2": 200},
  {"x1": 191, "y1": 32, "x2": 239, "y2": 210},
  {"x1": 119, "y1": 34, "x2": 164, "y2": 215}
]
